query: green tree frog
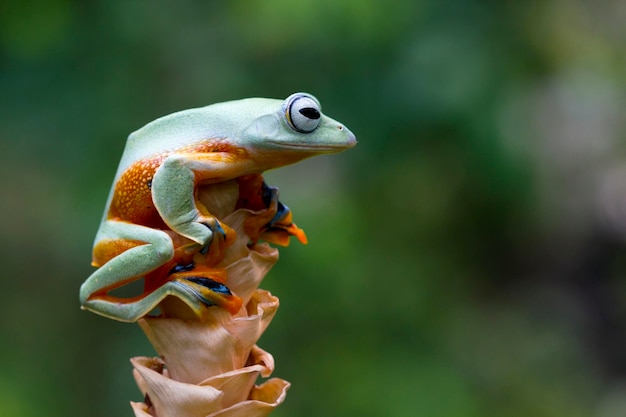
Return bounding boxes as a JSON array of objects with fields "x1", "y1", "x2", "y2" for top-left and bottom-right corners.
[{"x1": 80, "y1": 93, "x2": 356, "y2": 322}]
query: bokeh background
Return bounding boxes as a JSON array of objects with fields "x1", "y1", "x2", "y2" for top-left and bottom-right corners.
[{"x1": 2, "y1": 1, "x2": 626, "y2": 416}]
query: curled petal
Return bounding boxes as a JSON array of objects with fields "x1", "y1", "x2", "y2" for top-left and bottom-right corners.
[
  {"x1": 199, "y1": 364, "x2": 265, "y2": 410},
  {"x1": 130, "y1": 401, "x2": 152, "y2": 417},
  {"x1": 131, "y1": 357, "x2": 223, "y2": 417},
  {"x1": 199, "y1": 345, "x2": 275, "y2": 391},
  {"x1": 206, "y1": 379, "x2": 290, "y2": 417},
  {"x1": 222, "y1": 290, "x2": 279, "y2": 349},
  {"x1": 249, "y1": 345, "x2": 275, "y2": 378},
  {"x1": 199, "y1": 347, "x2": 274, "y2": 410},
  {"x1": 131, "y1": 347, "x2": 282, "y2": 417},
  {"x1": 223, "y1": 246, "x2": 278, "y2": 306}
]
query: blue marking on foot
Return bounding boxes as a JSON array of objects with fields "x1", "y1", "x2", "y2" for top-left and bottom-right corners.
[
  {"x1": 185, "y1": 277, "x2": 232, "y2": 295},
  {"x1": 269, "y1": 201, "x2": 289, "y2": 227},
  {"x1": 169, "y1": 262, "x2": 195, "y2": 275}
]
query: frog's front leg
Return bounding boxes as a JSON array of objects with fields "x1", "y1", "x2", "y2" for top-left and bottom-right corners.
[{"x1": 151, "y1": 152, "x2": 241, "y2": 255}]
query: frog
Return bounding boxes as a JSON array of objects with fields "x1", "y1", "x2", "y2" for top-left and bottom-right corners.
[{"x1": 79, "y1": 93, "x2": 357, "y2": 322}]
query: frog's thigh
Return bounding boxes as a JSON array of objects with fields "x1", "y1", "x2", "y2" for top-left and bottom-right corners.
[{"x1": 80, "y1": 221, "x2": 174, "y2": 304}]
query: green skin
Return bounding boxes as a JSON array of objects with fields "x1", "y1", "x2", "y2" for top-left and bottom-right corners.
[{"x1": 80, "y1": 93, "x2": 356, "y2": 322}]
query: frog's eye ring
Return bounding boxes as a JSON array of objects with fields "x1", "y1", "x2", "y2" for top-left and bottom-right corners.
[{"x1": 284, "y1": 93, "x2": 321, "y2": 133}]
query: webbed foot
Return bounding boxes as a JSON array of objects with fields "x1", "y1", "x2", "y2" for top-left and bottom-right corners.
[
  {"x1": 197, "y1": 217, "x2": 236, "y2": 262},
  {"x1": 260, "y1": 183, "x2": 308, "y2": 245},
  {"x1": 167, "y1": 262, "x2": 242, "y2": 315},
  {"x1": 171, "y1": 275, "x2": 242, "y2": 315},
  {"x1": 235, "y1": 174, "x2": 308, "y2": 245}
]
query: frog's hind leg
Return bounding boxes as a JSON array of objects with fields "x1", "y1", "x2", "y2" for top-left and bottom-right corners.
[
  {"x1": 81, "y1": 220, "x2": 242, "y2": 322},
  {"x1": 80, "y1": 220, "x2": 177, "y2": 322}
]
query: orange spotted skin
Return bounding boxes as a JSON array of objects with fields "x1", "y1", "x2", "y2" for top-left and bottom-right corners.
[
  {"x1": 107, "y1": 140, "x2": 247, "y2": 228},
  {"x1": 92, "y1": 238, "x2": 146, "y2": 267},
  {"x1": 108, "y1": 155, "x2": 165, "y2": 228}
]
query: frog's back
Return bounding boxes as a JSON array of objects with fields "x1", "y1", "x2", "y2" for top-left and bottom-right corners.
[
  {"x1": 116, "y1": 98, "x2": 279, "y2": 174},
  {"x1": 100, "y1": 98, "x2": 280, "y2": 228}
]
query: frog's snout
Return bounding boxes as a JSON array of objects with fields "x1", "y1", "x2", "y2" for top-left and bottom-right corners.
[{"x1": 340, "y1": 124, "x2": 357, "y2": 148}]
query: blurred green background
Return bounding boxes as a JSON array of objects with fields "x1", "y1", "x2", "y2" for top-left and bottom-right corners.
[{"x1": 2, "y1": 1, "x2": 626, "y2": 416}]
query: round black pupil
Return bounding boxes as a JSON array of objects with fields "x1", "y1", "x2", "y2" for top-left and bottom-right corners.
[{"x1": 299, "y1": 107, "x2": 320, "y2": 120}]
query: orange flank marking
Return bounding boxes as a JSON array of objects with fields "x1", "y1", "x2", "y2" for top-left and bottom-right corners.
[
  {"x1": 108, "y1": 156, "x2": 164, "y2": 228},
  {"x1": 92, "y1": 238, "x2": 146, "y2": 267},
  {"x1": 108, "y1": 140, "x2": 249, "y2": 227}
]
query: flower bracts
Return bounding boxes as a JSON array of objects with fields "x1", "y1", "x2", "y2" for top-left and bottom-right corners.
[{"x1": 129, "y1": 177, "x2": 303, "y2": 417}]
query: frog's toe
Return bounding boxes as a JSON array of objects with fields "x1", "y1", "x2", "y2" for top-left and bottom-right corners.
[
  {"x1": 198, "y1": 218, "x2": 226, "y2": 237},
  {"x1": 198, "y1": 218, "x2": 231, "y2": 254},
  {"x1": 268, "y1": 201, "x2": 290, "y2": 227},
  {"x1": 172, "y1": 276, "x2": 242, "y2": 314},
  {"x1": 169, "y1": 262, "x2": 195, "y2": 274},
  {"x1": 212, "y1": 220, "x2": 228, "y2": 239},
  {"x1": 185, "y1": 276, "x2": 231, "y2": 297}
]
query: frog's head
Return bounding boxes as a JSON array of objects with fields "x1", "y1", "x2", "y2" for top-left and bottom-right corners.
[{"x1": 240, "y1": 93, "x2": 357, "y2": 166}]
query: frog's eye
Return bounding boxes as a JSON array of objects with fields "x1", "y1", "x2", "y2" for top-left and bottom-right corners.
[{"x1": 285, "y1": 93, "x2": 321, "y2": 133}]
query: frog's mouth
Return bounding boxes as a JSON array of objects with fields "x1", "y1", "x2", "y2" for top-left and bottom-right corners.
[
  {"x1": 267, "y1": 141, "x2": 353, "y2": 152},
  {"x1": 266, "y1": 129, "x2": 357, "y2": 152}
]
